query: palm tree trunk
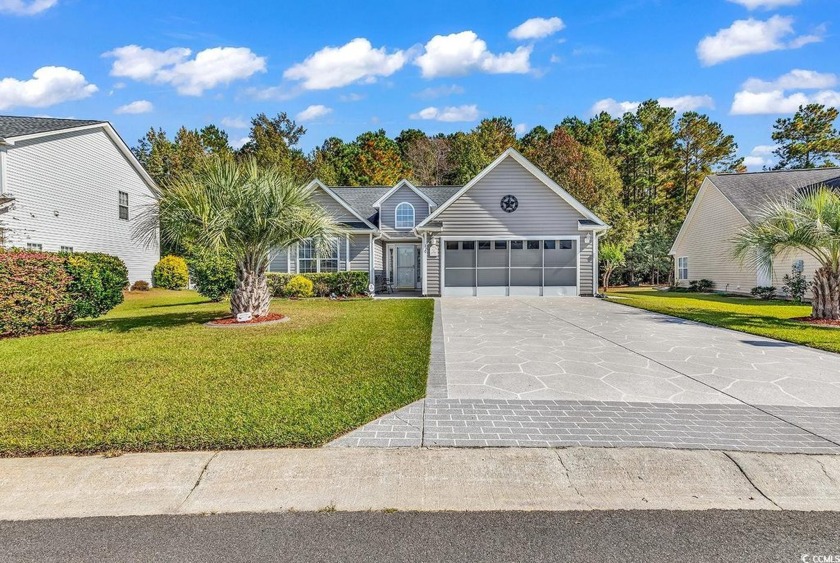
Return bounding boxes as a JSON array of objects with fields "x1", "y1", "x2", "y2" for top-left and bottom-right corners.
[
  {"x1": 230, "y1": 259, "x2": 271, "y2": 317},
  {"x1": 811, "y1": 267, "x2": 840, "y2": 320}
]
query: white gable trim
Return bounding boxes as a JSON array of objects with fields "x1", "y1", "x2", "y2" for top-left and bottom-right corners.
[
  {"x1": 417, "y1": 148, "x2": 607, "y2": 228},
  {"x1": 2, "y1": 122, "x2": 159, "y2": 195},
  {"x1": 668, "y1": 177, "x2": 749, "y2": 256},
  {"x1": 371, "y1": 179, "x2": 437, "y2": 209},
  {"x1": 305, "y1": 179, "x2": 377, "y2": 230}
]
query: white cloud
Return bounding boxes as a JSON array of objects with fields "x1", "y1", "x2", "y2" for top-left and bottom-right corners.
[
  {"x1": 731, "y1": 69, "x2": 840, "y2": 114},
  {"x1": 114, "y1": 100, "x2": 153, "y2": 114},
  {"x1": 296, "y1": 104, "x2": 333, "y2": 122},
  {"x1": 0, "y1": 66, "x2": 97, "y2": 110},
  {"x1": 104, "y1": 45, "x2": 266, "y2": 96},
  {"x1": 515, "y1": 123, "x2": 527, "y2": 135},
  {"x1": 508, "y1": 17, "x2": 565, "y2": 40},
  {"x1": 339, "y1": 92, "x2": 365, "y2": 102},
  {"x1": 221, "y1": 116, "x2": 248, "y2": 129},
  {"x1": 728, "y1": 0, "x2": 800, "y2": 9},
  {"x1": 283, "y1": 38, "x2": 407, "y2": 90},
  {"x1": 415, "y1": 31, "x2": 531, "y2": 78},
  {"x1": 410, "y1": 104, "x2": 479, "y2": 122},
  {"x1": 0, "y1": 0, "x2": 57, "y2": 15},
  {"x1": 413, "y1": 84, "x2": 465, "y2": 99},
  {"x1": 231, "y1": 136, "x2": 250, "y2": 150},
  {"x1": 743, "y1": 145, "x2": 778, "y2": 170},
  {"x1": 590, "y1": 94, "x2": 713, "y2": 116},
  {"x1": 696, "y1": 16, "x2": 822, "y2": 66}
]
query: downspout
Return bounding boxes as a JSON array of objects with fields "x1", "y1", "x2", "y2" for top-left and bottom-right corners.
[
  {"x1": 369, "y1": 230, "x2": 384, "y2": 295},
  {"x1": 593, "y1": 231, "x2": 600, "y2": 297}
]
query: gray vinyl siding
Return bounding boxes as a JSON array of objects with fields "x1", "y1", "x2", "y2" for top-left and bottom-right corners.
[
  {"x1": 2, "y1": 128, "x2": 160, "y2": 283},
  {"x1": 379, "y1": 184, "x2": 430, "y2": 235},
  {"x1": 427, "y1": 245, "x2": 441, "y2": 296},
  {"x1": 432, "y1": 156, "x2": 594, "y2": 294},
  {"x1": 373, "y1": 238, "x2": 384, "y2": 279},
  {"x1": 269, "y1": 248, "x2": 290, "y2": 273},
  {"x1": 349, "y1": 234, "x2": 370, "y2": 272},
  {"x1": 310, "y1": 186, "x2": 363, "y2": 223}
]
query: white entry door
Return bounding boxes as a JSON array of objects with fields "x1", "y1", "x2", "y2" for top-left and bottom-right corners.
[{"x1": 396, "y1": 246, "x2": 417, "y2": 289}]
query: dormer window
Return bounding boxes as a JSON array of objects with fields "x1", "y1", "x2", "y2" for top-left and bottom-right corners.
[{"x1": 395, "y1": 202, "x2": 415, "y2": 230}]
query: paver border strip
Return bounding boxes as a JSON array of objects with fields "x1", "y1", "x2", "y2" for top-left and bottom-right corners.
[{"x1": 425, "y1": 299, "x2": 448, "y2": 399}]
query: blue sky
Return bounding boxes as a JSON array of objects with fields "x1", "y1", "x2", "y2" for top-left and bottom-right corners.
[{"x1": 1, "y1": 0, "x2": 838, "y2": 169}]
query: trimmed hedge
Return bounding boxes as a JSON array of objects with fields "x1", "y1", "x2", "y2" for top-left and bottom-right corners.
[
  {"x1": 187, "y1": 251, "x2": 236, "y2": 302},
  {"x1": 0, "y1": 249, "x2": 130, "y2": 337},
  {"x1": 153, "y1": 255, "x2": 189, "y2": 290},
  {"x1": 267, "y1": 271, "x2": 369, "y2": 298}
]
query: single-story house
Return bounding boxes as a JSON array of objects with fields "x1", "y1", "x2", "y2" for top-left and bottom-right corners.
[
  {"x1": 669, "y1": 167, "x2": 840, "y2": 295},
  {"x1": 269, "y1": 148, "x2": 610, "y2": 297},
  {"x1": 0, "y1": 115, "x2": 160, "y2": 283}
]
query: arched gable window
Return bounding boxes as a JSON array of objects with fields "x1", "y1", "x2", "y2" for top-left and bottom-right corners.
[{"x1": 395, "y1": 202, "x2": 415, "y2": 230}]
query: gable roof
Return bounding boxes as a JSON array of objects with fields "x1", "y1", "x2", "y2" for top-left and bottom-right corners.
[
  {"x1": 371, "y1": 179, "x2": 437, "y2": 208},
  {"x1": 417, "y1": 148, "x2": 607, "y2": 229},
  {"x1": 0, "y1": 116, "x2": 105, "y2": 140},
  {"x1": 304, "y1": 180, "x2": 377, "y2": 230},
  {"x1": 318, "y1": 185, "x2": 461, "y2": 225},
  {"x1": 708, "y1": 168, "x2": 840, "y2": 223}
]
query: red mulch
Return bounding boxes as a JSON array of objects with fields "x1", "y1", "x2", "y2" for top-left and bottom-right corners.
[
  {"x1": 792, "y1": 316, "x2": 840, "y2": 328},
  {"x1": 207, "y1": 312, "x2": 286, "y2": 326}
]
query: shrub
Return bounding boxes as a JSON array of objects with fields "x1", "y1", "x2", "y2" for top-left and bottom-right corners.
[
  {"x1": 0, "y1": 249, "x2": 74, "y2": 337},
  {"x1": 782, "y1": 267, "x2": 808, "y2": 303},
  {"x1": 63, "y1": 252, "x2": 128, "y2": 319},
  {"x1": 751, "y1": 286, "x2": 777, "y2": 300},
  {"x1": 187, "y1": 251, "x2": 236, "y2": 302},
  {"x1": 153, "y1": 255, "x2": 189, "y2": 290},
  {"x1": 285, "y1": 275, "x2": 314, "y2": 298},
  {"x1": 688, "y1": 279, "x2": 714, "y2": 292},
  {"x1": 131, "y1": 280, "x2": 150, "y2": 291},
  {"x1": 267, "y1": 271, "x2": 369, "y2": 298}
]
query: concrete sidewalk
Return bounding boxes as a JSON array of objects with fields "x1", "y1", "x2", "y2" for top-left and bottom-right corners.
[{"x1": 2, "y1": 447, "x2": 840, "y2": 520}]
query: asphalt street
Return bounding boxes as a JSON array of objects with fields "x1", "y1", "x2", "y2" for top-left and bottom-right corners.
[{"x1": 2, "y1": 511, "x2": 839, "y2": 562}]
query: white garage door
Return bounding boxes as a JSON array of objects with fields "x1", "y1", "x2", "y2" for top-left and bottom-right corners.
[{"x1": 443, "y1": 239, "x2": 578, "y2": 296}]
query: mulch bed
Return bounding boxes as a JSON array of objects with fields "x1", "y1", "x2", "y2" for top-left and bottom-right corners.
[
  {"x1": 205, "y1": 312, "x2": 287, "y2": 327},
  {"x1": 792, "y1": 316, "x2": 840, "y2": 328}
]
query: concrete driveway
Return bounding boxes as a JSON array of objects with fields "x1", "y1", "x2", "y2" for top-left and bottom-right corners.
[{"x1": 442, "y1": 297, "x2": 840, "y2": 407}]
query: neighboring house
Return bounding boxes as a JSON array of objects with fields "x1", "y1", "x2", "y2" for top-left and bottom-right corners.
[
  {"x1": 270, "y1": 148, "x2": 609, "y2": 297},
  {"x1": 0, "y1": 116, "x2": 160, "y2": 283},
  {"x1": 670, "y1": 168, "x2": 840, "y2": 295}
]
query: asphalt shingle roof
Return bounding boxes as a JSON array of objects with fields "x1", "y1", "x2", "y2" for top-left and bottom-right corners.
[
  {"x1": 330, "y1": 185, "x2": 461, "y2": 223},
  {"x1": 0, "y1": 115, "x2": 104, "y2": 139},
  {"x1": 708, "y1": 168, "x2": 840, "y2": 222}
]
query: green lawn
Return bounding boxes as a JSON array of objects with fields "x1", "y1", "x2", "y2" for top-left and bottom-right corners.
[
  {"x1": 0, "y1": 290, "x2": 434, "y2": 457},
  {"x1": 607, "y1": 287, "x2": 840, "y2": 354}
]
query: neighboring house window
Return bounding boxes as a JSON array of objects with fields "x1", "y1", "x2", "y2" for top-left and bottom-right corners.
[
  {"x1": 394, "y1": 202, "x2": 415, "y2": 230},
  {"x1": 678, "y1": 256, "x2": 688, "y2": 280},
  {"x1": 26, "y1": 243, "x2": 42, "y2": 251},
  {"x1": 60, "y1": 246, "x2": 74, "y2": 253},
  {"x1": 793, "y1": 259, "x2": 804, "y2": 273},
  {"x1": 118, "y1": 191, "x2": 129, "y2": 220},
  {"x1": 298, "y1": 238, "x2": 339, "y2": 273}
]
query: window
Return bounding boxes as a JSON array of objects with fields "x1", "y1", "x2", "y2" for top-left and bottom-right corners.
[
  {"x1": 445, "y1": 241, "x2": 459, "y2": 250},
  {"x1": 461, "y1": 241, "x2": 475, "y2": 250},
  {"x1": 510, "y1": 240, "x2": 523, "y2": 250},
  {"x1": 478, "y1": 240, "x2": 491, "y2": 250},
  {"x1": 298, "y1": 238, "x2": 340, "y2": 273},
  {"x1": 60, "y1": 246, "x2": 74, "y2": 253},
  {"x1": 494, "y1": 240, "x2": 507, "y2": 250},
  {"x1": 678, "y1": 256, "x2": 688, "y2": 280},
  {"x1": 559, "y1": 240, "x2": 573, "y2": 250},
  {"x1": 527, "y1": 240, "x2": 540, "y2": 250},
  {"x1": 793, "y1": 259, "x2": 804, "y2": 273},
  {"x1": 26, "y1": 243, "x2": 42, "y2": 251},
  {"x1": 394, "y1": 202, "x2": 415, "y2": 230},
  {"x1": 543, "y1": 240, "x2": 556, "y2": 250},
  {"x1": 118, "y1": 191, "x2": 129, "y2": 220}
]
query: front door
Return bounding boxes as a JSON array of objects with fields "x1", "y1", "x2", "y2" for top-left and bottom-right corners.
[{"x1": 396, "y1": 246, "x2": 416, "y2": 289}]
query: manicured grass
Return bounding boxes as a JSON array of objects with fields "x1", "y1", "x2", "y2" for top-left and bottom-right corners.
[
  {"x1": 606, "y1": 287, "x2": 840, "y2": 354},
  {"x1": 0, "y1": 290, "x2": 434, "y2": 456}
]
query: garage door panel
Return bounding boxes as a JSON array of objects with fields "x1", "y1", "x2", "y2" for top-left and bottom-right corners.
[
  {"x1": 478, "y1": 268, "x2": 507, "y2": 286},
  {"x1": 446, "y1": 269, "x2": 476, "y2": 287},
  {"x1": 544, "y1": 267, "x2": 576, "y2": 286},
  {"x1": 510, "y1": 268, "x2": 541, "y2": 286}
]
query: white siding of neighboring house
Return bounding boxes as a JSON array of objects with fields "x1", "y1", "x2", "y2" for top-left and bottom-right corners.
[
  {"x1": 428, "y1": 156, "x2": 595, "y2": 295},
  {"x1": 1, "y1": 128, "x2": 159, "y2": 283},
  {"x1": 670, "y1": 179, "x2": 757, "y2": 293}
]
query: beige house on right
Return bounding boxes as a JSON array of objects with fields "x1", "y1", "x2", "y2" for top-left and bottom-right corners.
[{"x1": 669, "y1": 168, "x2": 840, "y2": 296}]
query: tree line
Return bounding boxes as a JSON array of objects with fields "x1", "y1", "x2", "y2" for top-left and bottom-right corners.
[{"x1": 133, "y1": 102, "x2": 840, "y2": 284}]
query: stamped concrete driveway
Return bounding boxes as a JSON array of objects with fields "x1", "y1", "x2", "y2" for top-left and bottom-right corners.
[{"x1": 442, "y1": 297, "x2": 840, "y2": 407}]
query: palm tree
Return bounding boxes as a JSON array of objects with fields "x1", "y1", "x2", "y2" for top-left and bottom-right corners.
[
  {"x1": 733, "y1": 185, "x2": 840, "y2": 320},
  {"x1": 136, "y1": 157, "x2": 337, "y2": 317}
]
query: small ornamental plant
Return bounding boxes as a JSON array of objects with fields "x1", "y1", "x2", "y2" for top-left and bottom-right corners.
[
  {"x1": 152, "y1": 255, "x2": 189, "y2": 290},
  {"x1": 285, "y1": 275, "x2": 314, "y2": 298}
]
